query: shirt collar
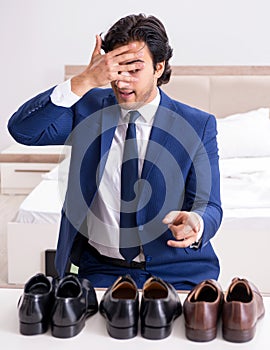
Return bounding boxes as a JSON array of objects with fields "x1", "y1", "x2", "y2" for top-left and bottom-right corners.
[{"x1": 120, "y1": 88, "x2": 160, "y2": 124}]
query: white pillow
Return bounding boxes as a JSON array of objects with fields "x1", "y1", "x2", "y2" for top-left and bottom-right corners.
[{"x1": 216, "y1": 108, "x2": 270, "y2": 158}]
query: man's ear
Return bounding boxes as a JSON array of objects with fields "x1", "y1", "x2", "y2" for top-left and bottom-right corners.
[{"x1": 155, "y1": 61, "x2": 165, "y2": 78}]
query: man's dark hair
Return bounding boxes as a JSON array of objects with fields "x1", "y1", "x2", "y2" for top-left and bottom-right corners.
[{"x1": 101, "y1": 14, "x2": 173, "y2": 86}]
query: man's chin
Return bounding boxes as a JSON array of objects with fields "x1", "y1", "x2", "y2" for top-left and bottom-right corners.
[{"x1": 118, "y1": 101, "x2": 144, "y2": 110}]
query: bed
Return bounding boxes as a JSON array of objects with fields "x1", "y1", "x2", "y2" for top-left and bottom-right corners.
[{"x1": 7, "y1": 65, "x2": 270, "y2": 293}]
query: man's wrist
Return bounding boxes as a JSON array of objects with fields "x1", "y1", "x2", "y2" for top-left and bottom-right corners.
[
  {"x1": 50, "y1": 79, "x2": 81, "y2": 107},
  {"x1": 71, "y1": 75, "x2": 95, "y2": 97},
  {"x1": 190, "y1": 212, "x2": 204, "y2": 248}
]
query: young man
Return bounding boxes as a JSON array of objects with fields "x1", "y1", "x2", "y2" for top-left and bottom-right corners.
[{"x1": 8, "y1": 14, "x2": 222, "y2": 290}]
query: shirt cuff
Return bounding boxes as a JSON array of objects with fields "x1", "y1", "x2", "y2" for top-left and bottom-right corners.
[
  {"x1": 50, "y1": 79, "x2": 81, "y2": 107},
  {"x1": 189, "y1": 212, "x2": 204, "y2": 248}
]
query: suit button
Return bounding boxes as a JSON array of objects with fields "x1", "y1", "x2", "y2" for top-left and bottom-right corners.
[
  {"x1": 138, "y1": 225, "x2": 144, "y2": 231},
  {"x1": 145, "y1": 255, "x2": 152, "y2": 262}
]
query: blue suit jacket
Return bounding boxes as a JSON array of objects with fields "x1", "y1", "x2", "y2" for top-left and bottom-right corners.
[{"x1": 8, "y1": 87, "x2": 223, "y2": 289}]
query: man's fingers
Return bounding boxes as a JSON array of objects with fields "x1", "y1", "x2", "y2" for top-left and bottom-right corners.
[
  {"x1": 163, "y1": 211, "x2": 201, "y2": 248},
  {"x1": 111, "y1": 50, "x2": 144, "y2": 65},
  {"x1": 162, "y1": 211, "x2": 181, "y2": 224},
  {"x1": 168, "y1": 223, "x2": 196, "y2": 240},
  {"x1": 167, "y1": 237, "x2": 194, "y2": 248},
  {"x1": 92, "y1": 35, "x2": 102, "y2": 58},
  {"x1": 164, "y1": 211, "x2": 199, "y2": 232},
  {"x1": 110, "y1": 42, "x2": 138, "y2": 57},
  {"x1": 169, "y1": 221, "x2": 199, "y2": 236}
]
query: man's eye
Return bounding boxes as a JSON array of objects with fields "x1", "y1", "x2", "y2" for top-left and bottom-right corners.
[{"x1": 130, "y1": 69, "x2": 139, "y2": 73}]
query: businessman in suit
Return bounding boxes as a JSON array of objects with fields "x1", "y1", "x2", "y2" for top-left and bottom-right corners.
[{"x1": 8, "y1": 14, "x2": 222, "y2": 290}]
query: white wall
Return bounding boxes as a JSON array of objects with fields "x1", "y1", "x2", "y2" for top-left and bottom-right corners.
[{"x1": 1, "y1": 0, "x2": 270, "y2": 150}]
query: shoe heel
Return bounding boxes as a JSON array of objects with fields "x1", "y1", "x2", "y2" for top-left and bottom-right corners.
[
  {"x1": 106, "y1": 323, "x2": 137, "y2": 339},
  {"x1": 20, "y1": 321, "x2": 48, "y2": 335},
  {"x1": 223, "y1": 326, "x2": 256, "y2": 343},
  {"x1": 185, "y1": 326, "x2": 217, "y2": 342},
  {"x1": 51, "y1": 320, "x2": 85, "y2": 338},
  {"x1": 141, "y1": 324, "x2": 172, "y2": 340}
]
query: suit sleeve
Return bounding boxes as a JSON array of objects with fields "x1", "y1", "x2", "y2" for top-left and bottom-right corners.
[
  {"x1": 8, "y1": 87, "x2": 74, "y2": 145},
  {"x1": 185, "y1": 114, "x2": 223, "y2": 247}
]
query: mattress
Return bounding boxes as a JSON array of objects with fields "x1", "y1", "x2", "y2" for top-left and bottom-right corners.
[
  {"x1": 219, "y1": 156, "x2": 270, "y2": 223},
  {"x1": 220, "y1": 156, "x2": 270, "y2": 208},
  {"x1": 13, "y1": 180, "x2": 62, "y2": 224}
]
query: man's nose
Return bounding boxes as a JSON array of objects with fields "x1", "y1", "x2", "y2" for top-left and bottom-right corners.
[{"x1": 115, "y1": 71, "x2": 131, "y2": 88}]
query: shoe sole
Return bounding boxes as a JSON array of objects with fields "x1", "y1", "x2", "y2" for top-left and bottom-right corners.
[
  {"x1": 100, "y1": 306, "x2": 138, "y2": 339},
  {"x1": 222, "y1": 325, "x2": 256, "y2": 343},
  {"x1": 51, "y1": 308, "x2": 97, "y2": 338},
  {"x1": 51, "y1": 319, "x2": 86, "y2": 338},
  {"x1": 20, "y1": 321, "x2": 48, "y2": 335},
  {"x1": 106, "y1": 323, "x2": 137, "y2": 339},
  {"x1": 141, "y1": 324, "x2": 172, "y2": 340},
  {"x1": 222, "y1": 310, "x2": 265, "y2": 343},
  {"x1": 185, "y1": 326, "x2": 217, "y2": 342}
]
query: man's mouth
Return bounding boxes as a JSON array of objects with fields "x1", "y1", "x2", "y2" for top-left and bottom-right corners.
[{"x1": 118, "y1": 90, "x2": 134, "y2": 98}]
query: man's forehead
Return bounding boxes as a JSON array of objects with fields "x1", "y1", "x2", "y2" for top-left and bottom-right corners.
[
  {"x1": 128, "y1": 41, "x2": 146, "y2": 53},
  {"x1": 114, "y1": 40, "x2": 146, "y2": 53}
]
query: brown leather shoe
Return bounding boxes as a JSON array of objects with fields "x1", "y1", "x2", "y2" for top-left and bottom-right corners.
[
  {"x1": 183, "y1": 279, "x2": 223, "y2": 342},
  {"x1": 222, "y1": 277, "x2": 265, "y2": 343}
]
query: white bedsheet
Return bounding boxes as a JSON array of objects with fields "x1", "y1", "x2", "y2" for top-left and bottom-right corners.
[
  {"x1": 14, "y1": 180, "x2": 63, "y2": 224},
  {"x1": 220, "y1": 157, "x2": 270, "y2": 210},
  {"x1": 13, "y1": 157, "x2": 270, "y2": 223}
]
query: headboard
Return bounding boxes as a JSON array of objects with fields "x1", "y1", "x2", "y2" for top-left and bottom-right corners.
[{"x1": 65, "y1": 65, "x2": 270, "y2": 118}]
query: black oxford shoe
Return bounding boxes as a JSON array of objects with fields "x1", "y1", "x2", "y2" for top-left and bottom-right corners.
[
  {"x1": 99, "y1": 275, "x2": 139, "y2": 339},
  {"x1": 140, "y1": 276, "x2": 182, "y2": 339},
  {"x1": 18, "y1": 273, "x2": 54, "y2": 335},
  {"x1": 51, "y1": 274, "x2": 98, "y2": 338}
]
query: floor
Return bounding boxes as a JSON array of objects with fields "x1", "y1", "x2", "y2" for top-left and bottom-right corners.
[{"x1": 0, "y1": 194, "x2": 26, "y2": 286}]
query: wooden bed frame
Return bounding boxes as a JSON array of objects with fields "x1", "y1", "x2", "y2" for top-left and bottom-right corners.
[{"x1": 7, "y1": 66, "x2": 270, "y2": 293}]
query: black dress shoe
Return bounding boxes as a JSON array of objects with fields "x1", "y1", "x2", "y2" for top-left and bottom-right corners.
[
  {"x1": 18, "y1": 273, "x2": 54, "y2": 335},
  {"x1": 99, "y1": 275, "x2": 139, "y2": 339},
  {"x1": 140, "y1": 276, "x2": 182, "y2": 339},
  {"x1": 51, "y1": 274, "x2": 98, "y2": 338}
]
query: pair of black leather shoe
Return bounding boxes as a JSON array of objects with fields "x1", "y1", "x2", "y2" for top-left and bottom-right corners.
[
  {"x1": 18, "y1": 273, "x2": 98, "y2": 338},
  {"x1": 99, "y1": 275, "x2": 182, "y2": 340}
]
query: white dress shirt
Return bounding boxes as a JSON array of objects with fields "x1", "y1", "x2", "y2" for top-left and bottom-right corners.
[{"x1": 51, "y1": 80, "x2": 203, "y2": 261}]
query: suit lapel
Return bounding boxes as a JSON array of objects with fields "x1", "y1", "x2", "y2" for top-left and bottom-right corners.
[
  {"x1": 141, "y1": 90, "x2": 177, "y2": 181},
  {"x1": 99, "y1": 96, "x2": 120, "y2": 183}
]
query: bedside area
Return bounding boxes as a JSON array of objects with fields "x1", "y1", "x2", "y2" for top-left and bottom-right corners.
[
  {"x1": 0, "y1": 144, "x2": 66, "y2": 194},
  {"x1": 0, "y1": 144, "x2": 68, "y2": 284}
]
